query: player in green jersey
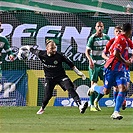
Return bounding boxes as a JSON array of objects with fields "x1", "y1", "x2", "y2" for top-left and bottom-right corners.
[
  {"x1": 85, "y1": 21, "x2": 110, "y2": 111},
  {"x1": 0, "y1": 21, "x2": 14, "y2": 79}
]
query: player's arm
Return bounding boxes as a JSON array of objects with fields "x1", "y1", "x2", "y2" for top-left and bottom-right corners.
[
  {"x1": 85, "y1": 37, "x2": 94, "y2": 69},
  {"x1": 128, "y1": 39, "x2": 133, "y2": 62},
  {"x1": 114, "y1": 49, "x2": 131, "y2": 66},
  {"x1": 3, "y1": 37, "x2": 14, "y2": 61},
  {"x1": 18, "y1": 45, "x2": 40, "y2": 56},
  {"x1": 113, "y1": 36, "x2": 131, "y2": 66},
  {"x1": 61, "y1": 53, "x2": 86, "y2": 80},
  {"x1": 72, "y1": 66, "x2": 86, "y2": 80},
  {"x1": 102, "y1": 39, "x2": 114, "y2": 60},
  {"x1": 30, "y1": 47, "x2": 40, "y2": 56},
  {"x1": 102, "y1": 46, "x2": 109, "y2": 60},
  {"x1": 17, "y1": 45, "x2": 40, "y2": 60},
  {"x1": 129, "y1": 49, "x2": 133, "y2": 63}
]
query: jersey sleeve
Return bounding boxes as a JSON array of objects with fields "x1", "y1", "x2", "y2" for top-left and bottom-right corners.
[
  {"x1": 103, "y1": 38, "x2": 114, "y2": 54},
  {"x1": 61, "y1": 52, "x2": 75, "y2": 68},
  {"x1": 106, "y1": 35, "x2": 110, "y2": 41},
  {"x1": 3, "y1": 37, "x2": 13, "y2": 56},
  {"x1": 86, "y1": 35, "x2": 94, "y2": 50},
  {"x1": 113, "y1": 36, "x2": 123, "y2": 52},
  {"x1": 128, "y1": 39, "x2": 133, "y2": 49},
  {"x1": 30, "y1": 47, "x2": 40, "y2": 56}
]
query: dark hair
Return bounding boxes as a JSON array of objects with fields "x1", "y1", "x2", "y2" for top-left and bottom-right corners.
[
  {"x1": 122, "y1": 23, "x2": 132, "y2": 32},
  {"x1": 114, "y1": 25, "x2": 122, "y2": 30}
]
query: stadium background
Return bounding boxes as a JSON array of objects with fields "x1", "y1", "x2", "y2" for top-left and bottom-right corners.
[{"x1": 0, "y1": 0, "x2": 133, "y2": 107}]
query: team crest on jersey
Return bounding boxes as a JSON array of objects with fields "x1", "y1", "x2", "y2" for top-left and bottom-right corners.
[
  {"x1": 0, "y1": 42, "x2": 4, "y2": 47},
  {"x1": 42, "y1": 59, "x2": 45, "y2": 62},
  {"x1": 54, "y1": 60, "x2": 58, "y2": 64}
]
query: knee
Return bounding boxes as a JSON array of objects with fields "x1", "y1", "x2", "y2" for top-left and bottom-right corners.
[
  {"x1": 104, "y1": 89, "x2": 110, "y2": 95},
  {"x1": 118, "y1": 85, "x2": 127, "y2": 92},
  {"x1": 113, "y1": 86, "x2": 118, "y2": 92}
]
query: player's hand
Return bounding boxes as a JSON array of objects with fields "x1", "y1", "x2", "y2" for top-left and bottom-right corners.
[
  {"x1": 129, "y1": 57, "x2": 133, "y2": 63},
  {"x1": 77, "y1": 71, "x2": 86, "y2": 80},
  {"x1": 125, "y1": 60, "x2": 132, "y2": 66},
  {"x1": 73, "y1": 66, "x2": 86, "y2": 80},
  {"x1": 9, "y1": 55, "x2": 14, "y2": 61},
  {"x1": 89, "y1": 60, "x2": 94, "y2": 69}
]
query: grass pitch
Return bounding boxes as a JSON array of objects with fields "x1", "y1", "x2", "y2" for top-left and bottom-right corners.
[{"x1": 0, "y1": 106, "x2": 133, "y2": 133}]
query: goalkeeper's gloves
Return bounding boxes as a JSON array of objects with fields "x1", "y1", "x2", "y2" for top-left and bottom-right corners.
[
  {"x1": 73, "y1": 66, "x2": 86, "y2": 80},
  {"x1": 30, "y1": 47, "x2": 40, "y2": 56},
  {"x1": 20, "y1": 45, "x2": 32, "y2": 51}
]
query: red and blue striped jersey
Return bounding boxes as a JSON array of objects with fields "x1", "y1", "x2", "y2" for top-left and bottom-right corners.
[
  {"x1": 104, "y1": 34, "x2": 133, "y2": 71},
  {"x1": 103, "y1": 37, "x2": 115, "y2": 55}
]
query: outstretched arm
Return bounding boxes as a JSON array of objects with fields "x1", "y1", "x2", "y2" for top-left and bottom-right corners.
[
  {"x1": 30, "y1": 47, "x2": 40, "y2": 56},
  {"x1": 73, "y1": 66, "x2": 86, "y2": 80},
  {"x1": 17, "y1": 45, "x2": 38, "y2": 60}
]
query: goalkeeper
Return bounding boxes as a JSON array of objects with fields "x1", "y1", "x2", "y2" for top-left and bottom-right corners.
[
  {"x1": 23, "y1": 39, "x2": 88, "y2": 114},
  {"x1": 0, "y1": 21, "x2": 14, "y2": 79}
]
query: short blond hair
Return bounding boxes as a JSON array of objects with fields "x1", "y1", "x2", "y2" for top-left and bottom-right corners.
[{"x1": 46, "y1": 39, "x2": 55, "y2": 46}]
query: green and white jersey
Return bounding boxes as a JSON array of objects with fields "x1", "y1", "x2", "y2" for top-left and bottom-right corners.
[
  {"x1": 86, "y1": 33, "x2": 110, "y2": 66},
  {"x1": 0, "y1": 35, "x2": 13, "y2": 64}
]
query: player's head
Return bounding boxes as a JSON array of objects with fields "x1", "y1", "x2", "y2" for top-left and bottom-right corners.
[
  {"x1": 114, "y1": 26, "x2": 122, "y2": 36},
  {"x1": 46, "y1": 39, "x2": 57, "y2": 56},
  {"x1": 122, "y1": 23, "x2": 132, "y2": 37},
  {"x1": 95, "y1": 21, "x2": 104, "y2": 35}
]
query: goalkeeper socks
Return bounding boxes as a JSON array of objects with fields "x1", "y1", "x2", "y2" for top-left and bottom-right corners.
[
  {"x1": 75, "y1": 99, "x2": 81, "y2": 107},
  {"x1": 113, "y1": 91, "x2": 118, "y2": 103},
  {"x1": 114, "y1": 91, "x2": 126, "y2": 112}
]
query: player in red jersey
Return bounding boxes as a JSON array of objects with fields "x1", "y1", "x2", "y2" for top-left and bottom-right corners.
[
  {"x1": 102, "y1": 26, "x2": 130, "y2": 110},
  {"x1": 102, "y1": 26, "x2": 122, "y2": 60},
  {"x1": 88, "y1": 23, "x2": 133, "y2": 120},
  {"x1": 104, "y1": 23, "x2": 133, "y2": 120}
]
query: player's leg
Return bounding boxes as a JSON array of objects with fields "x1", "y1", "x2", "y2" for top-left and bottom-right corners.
[
  {"x1": 88, "y1": 84, "x2": 104, "y2": 111},
  {"x1": 37, "y1": 78, "x2": 56, "y2": 114},
  {"x1": 122, "y1": 70, "x2": 130, "y2": 110},
  {"x1": 111, "y1": 86, "x2": 126, "y2": 120},
  {"x1": 111, "y1": 72, "x2": 127, "y2": 120},
  {"x1": 93, "y1": 66, "x2": 105, "y2": 111},
  {"x1": 58, "y1": 76, "x2": 88, "y2": 114},
  {"x1": 113, "y1": 86, "x2": 118, "y2": 103},
  {"x1": 88, "y1": 66, "x2": 99, "y2": 111}
]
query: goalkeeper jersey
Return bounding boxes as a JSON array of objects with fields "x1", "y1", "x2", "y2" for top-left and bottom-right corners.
[
  {"x1": 38, "y1": 50, "x2": 74, "y2": 78},
  {"x1": 0, "y1": 35, "x2": 13, "y2": 64},
  {"x1": 86, "y1": 33, "x2": 110, "y2": 66}
]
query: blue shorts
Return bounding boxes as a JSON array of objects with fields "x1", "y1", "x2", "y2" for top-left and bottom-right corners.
[
  {"x1": 104, "y1": 68, "x2": 127, "y2": 90},
  {"x1": 124, "y1": 70, "x2": 130, "y2": 83}
]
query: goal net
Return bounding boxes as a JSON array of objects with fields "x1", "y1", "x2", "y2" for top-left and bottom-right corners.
[{"x1": 0, "y1": 10, "x2": 133, "y2": 107}]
